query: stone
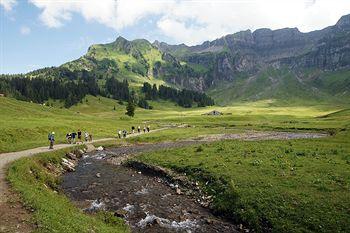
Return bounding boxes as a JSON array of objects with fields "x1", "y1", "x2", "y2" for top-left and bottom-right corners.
[
  {"x1": 66, "y1": 152, "x2": 77, "y2": 160},
  {"x1": 78, "y1": 149, "x2": 85, "y2": 156},
  {"x1": 96, "y1": 173, "x2": 101, "y2": 178},
  {"x1": 61, "y1": 158, "x2": 76, "y2": 172},
  {"x1": 176, "y1": 188, "x2": 182, "y2": 195},
  {"x1": 114, "y1": 209, "x2": 128, "y2": 218},
  {"x1": 206, "y1": 218, "x2": 214, "y2": 224}
]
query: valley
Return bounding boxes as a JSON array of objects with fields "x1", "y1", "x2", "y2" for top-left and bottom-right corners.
[{"x1": 1, "y1": 6, "x2": 350, "y2": 233}]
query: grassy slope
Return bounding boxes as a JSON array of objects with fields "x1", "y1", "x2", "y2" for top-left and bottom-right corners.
[
  {"x1": 7, "y1": 146, "x2": 129, "y2": 233},
  {"x1": 208, "y1": 68, "x2": 350, "y2": 106},
  {"x1": 0, "y1": 96, "x2": 343, "y2": 153},
  {"x1": 63, "y1": 39, "x2": 167, "y2": 88},
  {"x1": 0, "y1": 95, "x2": 184, "y2": 153},
  {"x1": 134, "y1": 113, "x2": 350, "y2": 232},
  {"x1": 3, "y1": 94, "x2": 350, "y2": 232}
]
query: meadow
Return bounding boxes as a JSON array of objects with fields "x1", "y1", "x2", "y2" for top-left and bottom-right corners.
[
  {"x1": 0, "y1": 95, "x2": 343, "y2": 153},
  {"x1": 134, "y1": 130, "x2": 350, "y2": 232},
  {"x1": 2, "y1": 95, "x2": 350, "y2": 232}
]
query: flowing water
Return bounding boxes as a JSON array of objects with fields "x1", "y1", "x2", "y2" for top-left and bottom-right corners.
[{"x1": 62, "y1": 132, "x2": 327, "y2": 232}]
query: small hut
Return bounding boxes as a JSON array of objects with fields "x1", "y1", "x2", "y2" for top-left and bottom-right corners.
[{"x1": 203, "y1": 110, "x2": 223, "y2": 116}]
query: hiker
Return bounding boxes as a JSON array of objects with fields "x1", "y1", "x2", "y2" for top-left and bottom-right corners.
[
  {"x1": 48, "y1": 132, "x2": 55, "y2": 149},
  {"x1": 123, "y1": 130, "x2": 127, "y2": 138},
  {"x1": 131, "y1": 126, "x2": 135, "y2": 134},
  {"x1": 143, "y1": 126, "x2": 146, "y2": 133},
  {"x1": 89, "y1": 133, "x2": 93, "y2": 142},
  {"x1": 77, "y1": 129, "x2": 82, "y2": 143},
  {"x1": 71, "y1": 131, "x2": 77, "y2": 144},
  {"x1": 118, "y1": 130, "x2": 122, "y2": 139},
  {"x1": 137, "y1": 126, "x2": 141, "y2": 133},
  {"x1": 84, "y1": 131, "x2": 89, "y2": 142},
  {"x1": 147, "y1": 125, "x2": 150, "y2": 132},
  {"x1": 66, "y1": 133, "x2": 72, "y2": 144}
]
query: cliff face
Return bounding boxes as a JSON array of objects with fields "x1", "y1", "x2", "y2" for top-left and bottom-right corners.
[{"x1": 153, "y1": 14, "x2": 350, "y2": 91}]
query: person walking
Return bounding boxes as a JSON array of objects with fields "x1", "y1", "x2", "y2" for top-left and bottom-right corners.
[
  {"x1": 118, "y1": 130, "x2": 122, "y2": 139},
  {"x1": 131, "y1": 126, "x2": 135, "y2": 134},
  {"x1": 137, "y1": 126, "x2": 141, "y2": 133},
  {"x1": 77, "y1": 129, "x2": 82, "y2": 143},
  {"x1": 48, "y1": 132, "x2": 55, "y2": 149},
  {"x1": 123, "y1": 130, "x2": 127, "y2": 138},
  {"x1": 71, "y1": 131, "x2": 77, "y2": 144},
  {"x1": 84, "y1": 131, "x2": 89, "y2": 142},
  {"x1": 66, "y1": 133, "x2": 72, "y2": 144},
  {"x1": 147, "y1": 125, "x2": 150, "y2": 132}
]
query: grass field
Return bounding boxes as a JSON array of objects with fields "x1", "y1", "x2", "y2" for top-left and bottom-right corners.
[
  {"x1": 2, "y1": 95, "x2": 350, "y2": 232},
  {"x1": 1, "y1": 96, "x2": 343, "y2": 153},
  {"x1": 134, "y1": 130, "x2": 350, "y2": 232}
]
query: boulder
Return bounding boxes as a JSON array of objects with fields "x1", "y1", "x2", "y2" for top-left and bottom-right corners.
[{"x1": 66, "y1": 152, "x2": 77, "y2": 160}]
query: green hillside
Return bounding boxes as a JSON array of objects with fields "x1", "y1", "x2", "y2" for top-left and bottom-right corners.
[{"x1": 208, "y1": 68, "x2": 350, "y2": 106}]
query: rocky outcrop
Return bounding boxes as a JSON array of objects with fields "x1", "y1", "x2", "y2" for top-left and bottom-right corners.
[{"x1": 154, "y1": 14, "x2": 350, "y2": 90}]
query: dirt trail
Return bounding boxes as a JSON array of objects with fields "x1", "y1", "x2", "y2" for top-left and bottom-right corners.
[{"x1": 0, "y1": 128, "x2": 166, "y2": 233}]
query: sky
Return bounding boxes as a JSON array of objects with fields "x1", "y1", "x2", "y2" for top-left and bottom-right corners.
[{"x1": 1, "y1": 0, "x2": 350, "y2": 74}]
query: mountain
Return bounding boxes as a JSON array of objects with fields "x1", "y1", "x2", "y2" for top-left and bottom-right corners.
[{"x1": 19, "y1": 14, "x2": 350, "y2": 105}]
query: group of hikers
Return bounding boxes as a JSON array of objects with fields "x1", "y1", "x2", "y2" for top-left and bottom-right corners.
[
  {"x1": 48, "y1": 125, "x2": 151, "y2": 149},
  {"x1": 65, "y1": 129, "x2": 92, "y2": 144},
  {"x1": 118, "y1": 125, "x2": 151, "y2": 138},
  {"x1": 47, "y1": 129, "x2": 92, "y2": 149}
]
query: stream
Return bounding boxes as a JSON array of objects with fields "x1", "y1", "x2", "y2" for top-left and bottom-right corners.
[{"x1": 61, "y1": 131, "x2": 327, "y2": 232}]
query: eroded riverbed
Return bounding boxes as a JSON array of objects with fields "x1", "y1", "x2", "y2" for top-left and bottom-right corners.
[
  {"x1": 62, "y1": 141, "x2": 239, "y2": 233},
  {"x1": 61, "y1": 131, "x2": 327, "y2": 232}
]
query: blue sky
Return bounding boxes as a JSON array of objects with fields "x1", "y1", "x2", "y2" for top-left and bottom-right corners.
[{"x1": 1, "y1": 0, "x2": 350, "y2": 74}]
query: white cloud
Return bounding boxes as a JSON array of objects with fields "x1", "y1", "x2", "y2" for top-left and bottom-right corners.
[
  {"x1": 29, "y1": 0, "x2": 350, "y2": 45},
  {"x1": 20, "y1": 26, "x2": 31, "y2": 35},
  {"x1": 0, "y1": 0, "x2": 17, "y2": 11}
]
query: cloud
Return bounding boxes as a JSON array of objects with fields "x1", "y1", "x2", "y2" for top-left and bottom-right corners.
[
  {"x1": 20, "y1": 26, "x2": 31, "y2": 35},
  {"x1": 0, "y1": 0, "x2": 17, "y2": 11},
  {"x1": 29, "y1": 0, "x2": 172, "y2": 29},
  {"x1": 29, "y1": 0, "x2": 350, "y2": 45}
]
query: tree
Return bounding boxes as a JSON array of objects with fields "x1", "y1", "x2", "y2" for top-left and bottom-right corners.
[
  {"x1": 125, "y1": 99, "x2": 135, "y2": 117},
  {"x1": 138, "y1": 98, "x2": 150, "y2": 109}
]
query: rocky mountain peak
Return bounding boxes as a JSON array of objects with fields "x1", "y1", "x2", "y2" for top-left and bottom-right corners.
[{"x1": 336, "y1": 14, "x2": 350, "y2": 27}]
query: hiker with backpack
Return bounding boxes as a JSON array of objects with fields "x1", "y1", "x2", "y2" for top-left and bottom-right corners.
[
  {"x1": 48, "y1": 132, "x2": 55, "y2": 149},
  {"x1": 77, "y1": 129, "x2": 82, "y2": 143},
  {"x1": 84, "y1": 131, "x2": 89, "y2": 142},
  {"x1": 66, "y1": 133, "x2": 72, "y2": 144},
  {"x1": 71, "y1": 131, "x2": 77, "y2": 144}
]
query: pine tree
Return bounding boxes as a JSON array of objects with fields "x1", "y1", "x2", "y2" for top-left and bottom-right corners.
[{"x1": 125, "y1": 99, "x2": 135, "y2": 117}]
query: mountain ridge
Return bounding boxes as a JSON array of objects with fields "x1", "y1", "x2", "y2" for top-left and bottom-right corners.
[{"x1": 11, "y1": 13, "x2": 350, "y2": 105}]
